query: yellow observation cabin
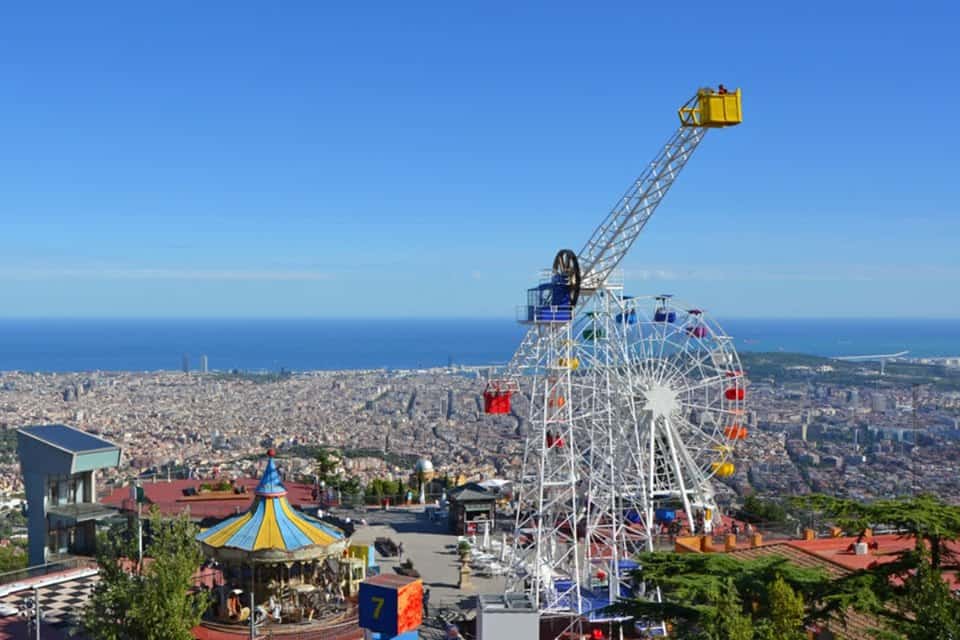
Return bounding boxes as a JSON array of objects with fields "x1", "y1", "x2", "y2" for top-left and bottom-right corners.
[{"x1": 679, "y1": 87, "x2": 743, "y2": 127}]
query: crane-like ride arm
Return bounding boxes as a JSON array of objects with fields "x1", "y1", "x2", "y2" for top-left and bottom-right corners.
[
  {"x1": 484, "y1": 88, "x2": 742, "y2": 410},
  {"x1": 578, "y1": 123, "x2": 705, "y2": 291}
]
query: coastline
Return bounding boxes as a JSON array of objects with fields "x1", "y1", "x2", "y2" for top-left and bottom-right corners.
[{"x1": 0, "y1": 317, "x2": 959, "y2": 373}]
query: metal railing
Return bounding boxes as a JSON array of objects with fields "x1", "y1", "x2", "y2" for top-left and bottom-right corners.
[
  {"x1": 204, "y1": 611, "x2": 360, "y2": 640},
  {"x1": 253, "y1": 620, "x2": 361, "y2": 640},
  {"x1": 0, "y1": 556, "x2": 97, "y2": 588},
  {"x1": 516, "y1": 304, "x2": 574, "y2": 324}
]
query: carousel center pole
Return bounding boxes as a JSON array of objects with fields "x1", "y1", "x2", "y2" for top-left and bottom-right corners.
[{"x1": 250, "y1": 564, "x2": 256, "y2": 640}]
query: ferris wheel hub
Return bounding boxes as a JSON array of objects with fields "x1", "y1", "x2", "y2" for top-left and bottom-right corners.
[{"x1": 642, "y1": 382, "x2": 679, "y2": 417}]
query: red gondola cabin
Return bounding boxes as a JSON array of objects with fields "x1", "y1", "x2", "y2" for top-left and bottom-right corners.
[
  {"x1": 725, "y1": 387, "x2": 745, "y2": 401},
  {"x1": 483, "y1": 380, "x2": 516, "y2": 414},
  {"x1": 484, "y1": 390, "x2": 511, "y2": 414}
]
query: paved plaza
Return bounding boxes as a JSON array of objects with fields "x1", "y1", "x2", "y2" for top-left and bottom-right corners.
[{"x1": 346, "y1": 505, "x2": 506, "y2": 638}]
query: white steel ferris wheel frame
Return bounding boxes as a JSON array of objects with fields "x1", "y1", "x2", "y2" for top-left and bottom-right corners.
[
  {"x1": 616, "y1": 297, "x2": 745, "y2": 540},
  {"x1": 506, "y1": 288, "x2": 746, "y2": 625},
  {"x1": 497, "y1": 89, "x2": 744, "y2": 634}
]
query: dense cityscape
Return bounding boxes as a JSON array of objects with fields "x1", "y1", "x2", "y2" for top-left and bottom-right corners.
[{"x1": 2, "y1": 353, "x2": 959, "y2": 509}]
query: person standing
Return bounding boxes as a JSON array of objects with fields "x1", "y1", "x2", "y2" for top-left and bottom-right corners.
[
  {"x1": 227, "y1": 590, "x2": 241, "y2": 619},
  {"x1": 398, "y1": 541, "x2": 405, "y2": 563},
  {"x1": 423, "y1": 587, "x2": 431, "y2": 617}
]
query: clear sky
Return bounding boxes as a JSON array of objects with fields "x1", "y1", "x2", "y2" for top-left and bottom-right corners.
[{"x1": 1, "y1": 2, "x2": 957, "y2": 318}]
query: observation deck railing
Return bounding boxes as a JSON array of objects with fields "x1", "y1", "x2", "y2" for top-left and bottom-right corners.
[{"x1": 0, "y1": 556, "x2": 98, "y2": 589}]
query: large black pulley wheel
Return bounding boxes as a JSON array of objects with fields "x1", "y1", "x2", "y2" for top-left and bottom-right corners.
[{"x1": 553, "y1": 249, "x2": 581, "y2": 306}]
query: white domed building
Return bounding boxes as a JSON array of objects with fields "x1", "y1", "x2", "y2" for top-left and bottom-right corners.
[
  {"x1": 413, "y1": 458, "x2": 435, "y2": 504},
  {"x1": 414, "y1": 458, "x2": 435, "y2": 477}
]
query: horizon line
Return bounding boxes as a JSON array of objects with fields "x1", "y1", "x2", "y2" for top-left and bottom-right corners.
[{"x1": 0, "y1": 315, "x2": 959, "y2": 322}]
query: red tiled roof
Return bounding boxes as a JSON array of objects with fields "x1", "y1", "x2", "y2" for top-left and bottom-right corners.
[
  {"x1": 101, "y1": 478, "x2": 320, "y2": 521},
  {"x1": 728, "y1": 542, "x2": 849, "y2": 577},
  {"x1": 788, "y1": 534, "x2": 914, "y2": 570},
  {"x1": 788, "y1": 534, "x2": 960, "y2": 589}
]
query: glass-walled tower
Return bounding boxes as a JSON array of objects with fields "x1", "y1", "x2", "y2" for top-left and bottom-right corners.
[{"x1": 17, "y1": 424, "x2": 121, "y2": 566}]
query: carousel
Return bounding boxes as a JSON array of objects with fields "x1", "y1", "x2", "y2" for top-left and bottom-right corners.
[{"x1": 196, "y1": 449, "x2": 351, "y2": 627}]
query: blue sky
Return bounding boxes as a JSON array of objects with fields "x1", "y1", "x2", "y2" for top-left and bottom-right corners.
[{"x1": 1, "y1": 1, "x2": 957, "y2": 318}]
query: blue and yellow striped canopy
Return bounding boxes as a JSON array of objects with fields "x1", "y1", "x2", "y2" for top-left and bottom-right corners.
[{"x1": 196, "y1": 453, "x2": 344, "y2": 555}]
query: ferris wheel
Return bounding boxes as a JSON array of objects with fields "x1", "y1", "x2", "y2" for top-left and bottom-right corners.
[{"x1": 615, "y1": 294, "x2": 746, "y2": 532}]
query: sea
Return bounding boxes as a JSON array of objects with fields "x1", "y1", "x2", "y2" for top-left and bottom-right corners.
[{"x1": 0, "y1": 318, "x2": 958, "y2": 373}]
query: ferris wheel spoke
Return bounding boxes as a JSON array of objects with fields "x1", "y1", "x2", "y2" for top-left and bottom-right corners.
[
  {"x1": 658, "y1": 328, "x2": 691, "y2": 371},
  {"x1": 671, "y1": 373, "x2": 729, "y2": 395},
  {"x1": 653, "y1": 335, "x2": 706, "y2": 385},
  {"x1": 654, "y1": 318, "x2": 673, "y2": 373},
  {"x1": 673, "y1": 412, "x2": 727, "y2": 453},
  {"x1": 671, "y1": 413, "x2": 714, "y2": 450},
  {"x1": 677, "y1": 400, "x2": 737, "y2": 417},
  {"x1": 634, "y1": 334, "x2": 682, "y2": 385},
  {"x1": 667, "y1": 337, "x2": 724, "y2": 385},
  {"x1": 670, "y1": 353, "x2": 717, "y2": 387}
]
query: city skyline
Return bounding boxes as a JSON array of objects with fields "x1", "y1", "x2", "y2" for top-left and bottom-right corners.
[{"x1": 2, "y1": 2, "x2": 958, "y2": 318}]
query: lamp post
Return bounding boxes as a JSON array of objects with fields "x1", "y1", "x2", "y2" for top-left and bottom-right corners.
[
  {"x1": 131, "y1": 481, "x2": 144, "y2": 569},
  {"x1": 21, "y1": 586, "x2": 40, "y2": 640},
  {"x1": 249, "y1": 592, "x2": 255, "y2": 640},
  {"x1": 33, "y1": 586, "x2": 39, "y2": 640}
]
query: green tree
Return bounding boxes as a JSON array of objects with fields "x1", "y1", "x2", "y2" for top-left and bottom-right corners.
[
  {"x1": 614, "y1": 495, "x2": 960, "y2": 639},
  {"x1": 365, "y1": 478, "x2": 383, "y2": 502},
  {"x1": 363, "y1": 477, "x2": 412, "y2": 505},
  {"x1": 756, "y1": 576, "x2": 805, "y2": 640},
  {"x1": 742, "y1": 495, "x2": 787, "y2": 524},
  {"x1": 793, "y1": 493, "x2": 960, "y2": 640},
  {"x1": 610, "y1": 553, "x2": 828, "y2": 638},
  {"x1": 338, "y1": 476, "x2": 362, "y2": 502},
  {"x1": 0, "y1": 544, "x2": 27, "y2": 573},
  {"x1": 315, "y1": 448, "x2": 341, "y2": 487},
  {"x1": 83, "y1": 520, "x2": 138, "y2": 640},
  {"x1": 887, "y1": 547, "x2": 960, "y2": 640},
  {"x1": 84, "y1": 510, "x2": 208, "y2": 640},
  {"x1": 706, "y1": 579, "x2": 753, "y2": 640}
]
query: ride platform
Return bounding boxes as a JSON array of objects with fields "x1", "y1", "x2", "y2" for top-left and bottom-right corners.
[
  {"x1": 679, "y1": 88, "x2": 743, "y2": 127},
  {"x1": 194, "y1": 613, "x2": 362, "y2": 640}
]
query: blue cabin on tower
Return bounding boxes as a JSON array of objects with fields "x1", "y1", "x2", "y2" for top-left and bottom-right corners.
[{"x1": 525, "y1": 274, "x2": 574, "y2": 323}]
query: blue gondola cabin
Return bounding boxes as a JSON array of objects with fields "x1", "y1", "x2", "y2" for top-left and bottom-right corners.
[
  {"x1": 655, "y1": 508, "x2": 677, "y2": 523},
  {"x1": 616, "y1": 309, "x2": 638, "y2": 325},
  {"x1": 654, "y1": 308, "x2": 677, "y2": 323},
  {"x1": 527, "y1": 275, "x2": 573, "y2": 323}
]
